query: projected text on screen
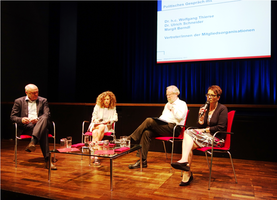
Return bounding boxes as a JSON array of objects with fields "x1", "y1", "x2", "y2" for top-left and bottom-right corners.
[{"x1": 157, "y1": 0, "x2": 271, "y2": 63}]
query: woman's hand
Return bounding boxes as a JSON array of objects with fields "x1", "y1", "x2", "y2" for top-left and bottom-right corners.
[
  {"x1": 196, "y1": 129, "x2": 207, "y2": 133},
  {"x1": 199, "y1": 107, "x2": 207, "y2": 117},
  {"x1": 198, "y1": 107, "x2": 206, "y2": 124}
]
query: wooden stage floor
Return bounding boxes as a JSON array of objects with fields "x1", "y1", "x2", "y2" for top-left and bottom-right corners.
[{"x1": 1, "y1": 139, "x2": 277, "y2": 200}]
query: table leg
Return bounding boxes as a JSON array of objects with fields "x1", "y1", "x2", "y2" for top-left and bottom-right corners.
[
  {"x1": 89, "y1": 149, "x2": 91, "y2": 166},
  {"x1": 48, "y1": 152, "x2": 51, "y2": 182},
  {"x1": 110, "y1": 159, "x2": 113, "y2": 191}
]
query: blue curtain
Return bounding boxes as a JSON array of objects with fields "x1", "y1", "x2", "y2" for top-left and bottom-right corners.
[
  {"x1": 119, "y1": 1, "x2": 277, "y2": 104},
  {"x1": 75, "y1": 1, "x2": 276, "y2": 105}
]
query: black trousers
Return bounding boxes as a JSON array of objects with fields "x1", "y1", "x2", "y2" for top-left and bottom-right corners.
[
  {"x1": 130, "y1": 118, "x2": 181, "y2": 160},
  {"x1": 20, "y1": 117, "x2": 51, "y2": 161}
]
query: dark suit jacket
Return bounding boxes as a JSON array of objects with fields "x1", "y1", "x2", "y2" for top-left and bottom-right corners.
[
  {"x1": 10, "y1": 96, "x2": 51, "y2": 135},
  {"x1": 198, "y1": 103, "x2": 228, "y2": 137}
]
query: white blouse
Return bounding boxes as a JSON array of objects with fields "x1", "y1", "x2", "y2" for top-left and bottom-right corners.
[{"x1": 88, "y1": 104, "x2": 118, "y2": 132}]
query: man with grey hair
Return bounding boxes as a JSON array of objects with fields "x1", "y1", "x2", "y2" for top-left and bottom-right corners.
[
  {"x1": 10, "y1": 84, "x2": 57, "y2": 170},
  {"x1": 128, "y1": 85, "x2": 188, "y2": 169}
]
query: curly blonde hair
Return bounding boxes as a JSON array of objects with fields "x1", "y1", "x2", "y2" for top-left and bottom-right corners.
[{"x1": 96, "y1": 91, "x2": 116, "y2": 109}]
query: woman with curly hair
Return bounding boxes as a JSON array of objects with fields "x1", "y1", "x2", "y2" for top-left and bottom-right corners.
[
  {"x1": 88, "y1": 91, "x2": 118, "y2": 142},
  {"x1": 88, "y1": 91, "x2": 118, "y2": 166}
]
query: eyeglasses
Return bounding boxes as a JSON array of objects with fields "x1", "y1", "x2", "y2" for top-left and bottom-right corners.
[
  {"x1": 28, "y1": 92, "x2": 38, "y2": 95},
  {"x1": 166, "y1": 93, "x2": 175, "y2": 97},
  {"x1": 206, "y1": 94, "x2": 217, "y2": 98}
]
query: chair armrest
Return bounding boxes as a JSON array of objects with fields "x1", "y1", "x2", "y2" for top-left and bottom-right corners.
[
  {"x1": 186, "y1": 126, "x2": 198, "y2": 130},
  {"x1": 178, "y1": 125, "x2": 189, "y2": 129},
  {"x1": 213, "y1": 131, "x2": 234, "y2": 137},
  {"x1": 82, "y1": 120, "x2": 90, "y2": 134}
]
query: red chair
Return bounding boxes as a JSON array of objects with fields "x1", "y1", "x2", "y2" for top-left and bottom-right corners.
[
  {"x1": 81, "y1": 121, "x2": 116, "y2": 144},
  {"x1": 196, "y1": 110, "x2": 237, "y2": 190},
  {"x1": 14, "y1": 121, "x2": 56, "y2": 168},
  {"x1": 154, "y1": 110, "x2": 189, "y2": 167}
]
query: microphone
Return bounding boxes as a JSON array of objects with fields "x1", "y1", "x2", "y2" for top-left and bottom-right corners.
[{"x1": 199, "y1": 101, "x2": 210, "y2": 118}]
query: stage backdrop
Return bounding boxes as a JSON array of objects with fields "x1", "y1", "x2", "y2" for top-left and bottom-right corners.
[
  {"x1": 1, "y1": 1, "x2": 276, "y2": 104},
  {"x1": 1, "y1": 1, "x2": 277, "y2": 163}
]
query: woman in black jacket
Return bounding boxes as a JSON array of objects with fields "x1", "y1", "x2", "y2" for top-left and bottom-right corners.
[{"x1": 171, "y1": 85, "x2": 228, "y2": 186}]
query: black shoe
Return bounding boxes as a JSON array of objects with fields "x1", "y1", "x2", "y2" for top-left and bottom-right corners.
[
  {"x1": 45, "y1": 160, "x2": 57, "y2": 170},
  {"x1": 179, "y1": 172, "x2": 193, "y2": 186},
  {"x1": 171, "y1": 162, "x2": 190, "y2": 171},
  {"x1": 128, "y1": 160, "x2": 147, "y2": 169},
  {"x1": 25, "y1": 141, "x2": 36, "y2": 152}
]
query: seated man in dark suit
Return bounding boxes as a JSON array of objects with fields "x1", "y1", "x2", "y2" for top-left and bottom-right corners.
[{"x1": 10, "y1": 84, "x2": 57, "y2": 170}]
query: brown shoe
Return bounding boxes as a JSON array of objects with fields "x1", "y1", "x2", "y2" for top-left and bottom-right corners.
[
  {"x1": 25, "y1": 141, "x2": 36, "y2": 152},
  {"x1": 45, "y1": 160, "x2": 57, "y2": 170}
]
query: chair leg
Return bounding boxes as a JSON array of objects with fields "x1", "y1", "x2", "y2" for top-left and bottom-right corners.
[
  {"x1": 208, "y1": 149, "x2": 214, "y2": 190},
  {"x1": 170, "y1": 140, "x2": 174, "y2": 164},
  {"x1": 170, "y1": 141, "x2": 175, "y2": 173},
  {"x1": 14, "y1": 123, "x2": 18, "y2": 168},
  {"x1": 227, "y1": 151, "x2": 237, "y2": 183},
  {"x1": 14, "y1": 137, "x2": 18, "y2": 168},
  {"x1": 204, "y1": 150, "x2": 212, "y2": 190},
  {"x1": 52, "y1": 121, "x2": 56, "y2": 163},
  {"x1": 162, "y1": 141, "x2": 167, "y2": 160},
  {"x1": 205, "y1": 151, "x2": 210, "y2": 169},
  {"x1": 52, "y1": 137, "x2": 57, "y2": 163}
]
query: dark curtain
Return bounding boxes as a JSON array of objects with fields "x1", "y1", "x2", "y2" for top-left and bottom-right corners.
[
  {"x1": 1, "y1": 1, "x2": 276, "y2": 104},
  {"x1": 75, "y1": 1, "x2": 276, "y2": 105}
]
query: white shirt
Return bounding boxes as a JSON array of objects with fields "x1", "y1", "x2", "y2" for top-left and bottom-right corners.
[
  {"x1": 26, "y1": 96, "x2": 38, "y2": 120},
  {"x1": 159, "y1": 98, "x2": 188, "y2": 125},
  {"x1": 88, "y1": 104, "x2": 118, "y2": 132}
]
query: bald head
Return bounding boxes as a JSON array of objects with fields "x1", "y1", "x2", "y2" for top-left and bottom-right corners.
[
  {"x1": 25, "y1": 84, "x2": 38, "y2": 92},
  {"x1": 25, "y1": 84, "x2": 39, "y2": 101}
]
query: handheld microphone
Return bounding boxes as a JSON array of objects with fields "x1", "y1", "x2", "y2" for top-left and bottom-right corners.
[{"x1": 199, "y1": 101, "x2": 210, "y2": 118}]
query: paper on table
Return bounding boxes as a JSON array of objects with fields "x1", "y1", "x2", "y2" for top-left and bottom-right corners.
[
  {"x1": 71, "y1": 143, "x2": 85, "y2": 148},
  {"x1": 115, "y1": 147, "x2": 130, "y2": 152},
  {"x1": 151, "y1": 117, "x2": 168, "y2": 124},
  {"x1": 57, "y1": 148, "x2": 80, "y2": 152}
]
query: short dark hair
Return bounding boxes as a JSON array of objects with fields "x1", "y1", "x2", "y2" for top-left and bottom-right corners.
[{"x1": 207, "y1": 85, "x2": 222, "y2": 96}]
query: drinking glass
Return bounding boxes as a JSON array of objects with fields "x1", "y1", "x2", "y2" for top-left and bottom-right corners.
[
  {"x1": 121, "y1": 136, "x2": 130, "y2": 148},
  {"x1": 109, "y1": 140, "x2": 115, "y2": 154},
  {"x1": 98, "y1": 141, "x2": 104, "y2": 150},
  {"x1": 67, "y1": 136, "x2": 72, "y2": 148},
  {"x1": 115, "y1": 139, "x2": 121, "y2": 149},
  {"x1": 84, "y1": 135, "x2": 90, "y2": 147},
  {"x1": 60, "y1": 138, "x2": 67, "y2": 148},
  {"x1": 103, "y1": 140, "x2": 109, "y2": 156},
  {"x1": 120, "y1": 136, "x2": 127, "y2": 147},
  {"x1": 89, "y1": 141, "x2": 96, "y2": 154},
  {"x1": 103, "y1": 140, "x2": 109, "y2": 151},
  {"x1": 126, "y1": 137, "x2": 131, "y2": 148}
]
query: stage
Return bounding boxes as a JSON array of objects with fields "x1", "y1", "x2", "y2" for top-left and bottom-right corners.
[{"x1": 1, "y1": 139, "x2": 277, "y2": 200}]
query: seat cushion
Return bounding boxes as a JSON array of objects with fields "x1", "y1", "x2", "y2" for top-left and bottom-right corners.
[
  {"x1": 154, "y1": 137, "x2": 173, "y2": 141},
  {"x1": 20, "y1": 135, "x2": 32, "y2": 139},
  {"x1": 85, "y1": 132, "x2": 113, "y2": 136},
  {"x1": 197, "y1": 146, "x2": 229, "y2": 152}
]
